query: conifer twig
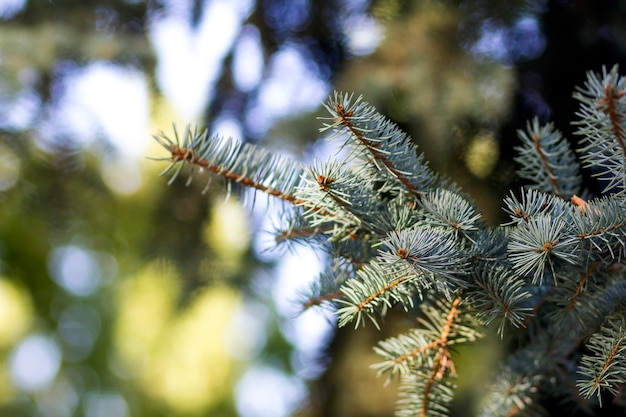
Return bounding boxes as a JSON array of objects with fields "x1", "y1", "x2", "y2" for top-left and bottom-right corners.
[
  {"x1": 334, "y1": 102, "x2": 425, "y2": 200},
  {"x1": 153, "y1": 126, "x2": 308, "y2": 205},
  {"x1": 320, "y1": 92, "x2": 439, "y2": 203},
  {"x1": 531, "y1": 129, "x2": 562, "y2": 196},
  {"x1": 597, "y1": 83, "x2": 626, "y2": 152},
  {"x1": 515, "y1": 119, "x2": 581, "y2": 199},
  {"x1": 302, "y1": 289, "x2": 345, "y2": 310},
  {"x1": 566, "y1": 260, "x2": 601, "y2": 313}
]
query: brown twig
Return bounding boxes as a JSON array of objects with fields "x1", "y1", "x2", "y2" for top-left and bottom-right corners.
[
  {"x1": 170, "y1": 145, "x2": 305, "y2": 205},
  {"x1": 532, "y1": 132, "x2": 563, "y2": 197},
  {"x1": 335, "y1": 103, "x2": 425, "y2": 201}
]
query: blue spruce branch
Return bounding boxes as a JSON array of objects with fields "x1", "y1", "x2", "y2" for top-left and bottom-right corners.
[{"x1": 152, "y1": 65, "x2": 626, "y2": 417}]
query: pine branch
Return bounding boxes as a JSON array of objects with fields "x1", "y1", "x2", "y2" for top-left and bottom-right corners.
[
  {"x1": 470, "y1": 226, "x2": 511, "y2": 263},
  {"x1": 396, "y1": 370, "x2": 456, "y2": 417},
  {"x1": 270, "y1": 206, "x2": 329, "y2": 247},
  {"x1": 479, "y1": 339, "x2": 568, "y2": 417},
  {"x1": 372, "y1": 297, "x2": 481, "y2": 417},
  {"x1": 153, "y1": 125, "x2": 305, "y2": 204},
  {"x1": 336, "y1": 261, "x2": 415, "y2": 329},
  {"x1": 545, "y1": 260, "x2": 603, "y2": 328},
  {"x1": 466, "y1": 262, "x2": 533, "y2": 337},
  {"x1": 336, "y1": 225, "x2": 472, "y2": 329},
  {"x1": 372, "y1": 329, "x2": 440, "y2": 379},
  {"x1": 272, "y1": 208, "x2": 379, "y2": 267},
  {"x1": 371, "y1": 298, "x2": 467, "y2": 378},
  {"x1": 515, "y1": 118, "x2": 581, "y2": 199},
  {"x1": 152, "y1": 75, "x2": 626, "y2": 416},
  {"x1": 478, "y1": 365, "x2": 544, "y2": 417},
  {"x1": 302, "y1": 289, "x2": 345, "y2": 310},
  {"x1": 420, "y1": 188, "x2": 482, "y2": 241},
  {"x1": 524, "y1": 267, "x2": 616, "y2": 338},
  {"x1": 577, "y1": 314, "x2": 626, "y2": 405},
  {"x1": 507, "y1": 214, "x2": 581, "y2": 285},
  {"x1": 570, "y1": 195, "x2": 626, "y2": 263},
  {"x1": 296, "y1": 161, "x2": 393, "y2": 240},
  {"x1": 575, "y1": 65, "x2": 626, "y2": 195},
  {"x1": 297, "y1": 260, "x2": 349, "y2": 310},
  {"x1": 319, "y1": 92, "x2": 439, "y2": 202},
  {"x1": 275, "y1": 224, "x2": 331, "y2": 245},
  {"x1": 565, "y1": 261, "x2": 600, "y2": 314},
  {"x1": 378, "y1": 227, "x2": 471, "y2": 299},
  {"x1": 502, "y1": 188, "x2": 570, "y2": 226},
  {"x1": 329, "y1": 237, "x2": 379, "y2": 267}
]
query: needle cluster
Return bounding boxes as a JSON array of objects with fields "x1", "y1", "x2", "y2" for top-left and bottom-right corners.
[{"x1": 153, "y1": 66, "x2": 626, "y2": 416}]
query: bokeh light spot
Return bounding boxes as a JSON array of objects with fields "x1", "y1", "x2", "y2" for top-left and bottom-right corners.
[
  {"x1": 100, "y1": 155, "x2": 143, "y2": 196},
  {"x1": 470, "y1": 16, "x2": 545, "y2": 64},
  {"x1": 35, "y1": 374, "x2": 80, "y2": 417},
  {"x1": 343, "y1": 14, "x2": 384, "y2": 55},
  {"x1": 465, "y1": 131, "x2": 500, "y2": 179},
  {"x1": 139, "y1": 286, "x2": 239, "y2": 414},
  {"x1": 0, "y1": 278, "x2": 32, "y2": 346},
  {"x1": 112, "y1": 261, "x2": 179, "y2": 377},
  {"x1": 57, "y1": 303, "x2": 101, "y2": 362},
  {"x1": 48, "y1": 246, "x2": 102, "y2": 297},
  {"x1": 9, "y1": 335, "x2": 61, "y2": 391},
  {"x1": 233, "y1": 24, "x2": 264, "y2": 92},
  {"x1": 247, "y1": 45, "x2": 329, "y2": 136},
  {"x1": 225, "y1": 301, "x2": 269, "y2": 360},
  {"x1": 207, "y1": 198, "x2": 250, "y2": 254},
  {"x1": 235, "y1": 365, "x2": 306, "y2": 417},
  {"x1": 0, "y1": 87, "x2": 41, "y2": 130},
  {"x1": 36, "y1": 62, "x2": 150, "y2": 157},
  {"x1": 263, "y1": 0, "x2": 310, "y2": 34},
  {"x1": 84, "y1": 391, "x2": 129, "y2": 417}
]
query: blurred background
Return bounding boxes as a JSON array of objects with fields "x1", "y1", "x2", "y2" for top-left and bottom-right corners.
[{"x1": 2, "y1": 1, "x2": 626, "y2": 417}]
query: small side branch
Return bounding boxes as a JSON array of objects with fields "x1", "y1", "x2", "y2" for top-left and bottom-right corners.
[
  {"x1": 356, "y1": 275, "x2": 410, "y2": 312},
  {"x1": 531, "y1": 132, "x2": 563, "y2": 197},
  {"x1": 420, "y1": 296, "x2": 461, "y2": 417},
  {"x1": 335, "y1": 103, "x2": 425, "y2": 201},
  {"x1": 303, "y1": 289, "x2": 345, "y2": 310},
  {"x1": 275, "y1": 224, "x2": 334, "y2": 244},
  {"x1": 598, "y1": 83, "x2": 626, "y2": 154},
  {"x1": 566, "y1": 260, "x2": 600, "y2": 312},
  {"x1": 169, "y1": 145, "x2": 304, "y2": 205}
]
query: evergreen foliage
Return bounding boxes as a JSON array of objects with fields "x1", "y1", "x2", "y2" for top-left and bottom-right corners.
[{"x1": 153, "y1": 65, "x2": 626, "y2": 416}]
